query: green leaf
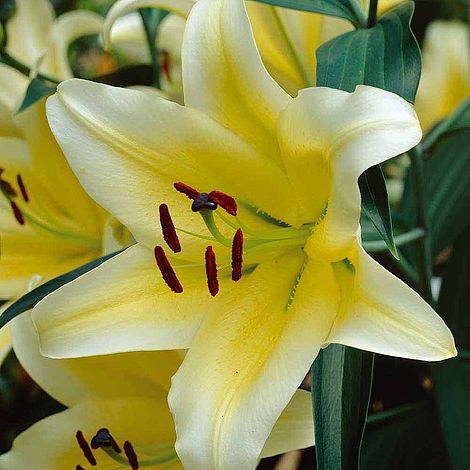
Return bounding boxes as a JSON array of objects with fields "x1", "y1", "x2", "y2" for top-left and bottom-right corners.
[
  {"x1": 316, "y1": 2, "x2": 421, "y2": 102},
  {"x1": 0, "y1": 250, "x2": 123, "y2": 330},
  {"x1": 16, "y1": 78, "x2": 56, "y2": 114},
  {"x1": 316, "y1": 2, "x2": 421, "y2": 258},
  {"x1": 0, "y1": 0, "x2": 16, "y2": 24},
  {"x1": 361, "y1": 401, "x2": 450, "y2": 469},
  {"x1": 312, "y1": 345, "x2": 374, "y2": 470},
  {"x1": 359, "y1": 165, "x2": 398, "y2": 258},
  {"x1": 433, "y1": 227, "x2": 470, "y2": 470},
  {"x1": 253, "y1": 0, "x2": 367, "y2": 28},
  {"x1": 138, "y1": 7, "x2": 169, "y2": 87}
]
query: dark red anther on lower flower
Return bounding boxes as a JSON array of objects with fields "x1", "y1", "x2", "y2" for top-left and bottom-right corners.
[
  {"x1": 231, "y1": 229, "x2": 243, "y2": 281},
  {"x1": 154, "y1": 245, "x2": 183, "y2": 293},
  {"x1": 91, "y1": 428, "x2": 121, "y2": 453},
  {"x1": 124, "y1": 441, "x2": 139, "y2": 470},
  {"x1": 159, "y1": 203, "x2": 181, "y2": 253},
  {"x1": 76, "y1": 431, "x2": 97, "y2": 466},
  {"x1": 10, "y1": 201, "x2": 24, "y2": 225},
  {"x1": 76, "y1": 465, "x2": 85, "y2": 470},
  {"x1": 1, "y1": 179, "x2": 17, "y2": 198},
  {"x1": 205, "y1": 246, "x2": 219, "y2": 296},
  {"x1": 17, "y1": 174, "x2": 29, "y2": 202},
  {"x1": 208, "y1": 191, "x2": 237, "y2": 216},
  {"x1": 174, "y1": 182, "x2": 199, "y2": 200}
]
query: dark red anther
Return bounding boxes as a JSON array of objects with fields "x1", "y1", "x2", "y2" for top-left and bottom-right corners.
[
  {"x1": 161, "y1": 49, "x2": 172, "y2": 83},
  {"x1": 208, "y1": 191, "x2": 237, "y2": 216},
  {"x1": 159, "y1": 203, "x2": 181, "y2": 253},
  {"x1": 76, "y1": 431, "x2": 97, "y2": 466},
  {"x1": 174, "y1": 182, "x2": 199, "y2": 200},
  {"x1": 205, "y1": 246, "x2": 219, "y2": 296},
  {"x1": 91, "y1": 428, "x2": 121, "y2": 453},
  {"x1": 76, "y1": 465, "x2": 85, "y2": 470},
  {"x1": 231, "y1": 229, "x2": 243, "y2": 281},
  {"x1": 154, "y1": 246, "x2": 183, "y2": 293},
  {"x1": 1, "y1": 179, "x2": 17, "y2": 198},
  {"x1": 10, "y1": 201, "x2": 24, "y2": 225},
  {"x1": 17, "y1": 175, "x2": 29, "y2": 202},
  {"x1": 124, "y1": 441, "x2": 139, "y2": 470}
]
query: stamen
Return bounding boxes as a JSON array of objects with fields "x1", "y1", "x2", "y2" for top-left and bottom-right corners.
[
  {"x1": 10, "y1": 201, "x2": 25, "y2": 225},
  {"x1": 231, "y1": 229, "x2": 243, "y2": 281},
  {"x1": 209, "y1": 191, "x2": 237, "y2": 216},
  {"x1": 124, "y1": 441, "x2": 139, "y2": 470},
  {"x1": 191, "y1": 193, "x2": 217, "y2": 212},
  {"x1": 154, "y1": 246, "x2": 183, "y2": 293},
  {"x1": 17, "y1": 174, "x2": 29, "y2": 202},
  {"x1": 1, "y1": 179, "x2": 17, "y2": 198},
  {"x1": 159, "y1": 203, "x2": 181, "y2": 253},
  {"x1": 76, "y1": 431, "x2": 97, "y2": 466},
  {"x1": 91, "y1": 428, "x2": 121, "y2": 454},
  {"x1": 76, "y1": 465, "x2": 85, "y2": 470},
  {"x1": 205, "y1": 246, "x2": 219, "y2": 296},
  {"x1": 174, "y1": 182, "x2": 199, "y2": 200}
]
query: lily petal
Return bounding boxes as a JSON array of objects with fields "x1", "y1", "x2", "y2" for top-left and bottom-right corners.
[
  {"x1": 11, "y1": 310, "x2": 182, "y2": 406},
  {"x1": 260, "y1": 389, "x2": 314, "y2": 459},
  {"x1": 33, "y1": 244, "x2": 211, "y2": 358},
  {"x1": 0, "y1": 397, "x2": 181, "y2": 470},
  {"x1": 46, "y1": 79, "x2": 298, "y2": 247},
  {"x1": 0, "y1": 65, "x2": 28, "y2": 136},
  {"x1": 102, "y1": 0, "x2": 194, "y2": 50},
  {"x1": 279, "y1": 85, "x2": 422, "y2": 259},
  {"x1": 5, "y1": 0, "x2": 54, "y2": 67},
  {"x1": 42, "y1": 10, "x2": 104, "y2": 80},
  {"x1": 327, "y1": 243, "x2": 457, "y2": 360},
  {"x1": 169, "y1": 251, "x2": 339, "y2": 470},
  {"x1": 183, "y1": 0, "x2": 290, "y2": 163}
]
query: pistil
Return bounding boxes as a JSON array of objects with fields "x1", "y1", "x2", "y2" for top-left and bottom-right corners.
[{"x1": 91, "y1": 428, "x2": 121, "y2": 453}]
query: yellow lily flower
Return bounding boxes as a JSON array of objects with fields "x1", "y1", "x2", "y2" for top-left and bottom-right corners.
[
  {"x1": 416, "y1": 20, "x2": 470, "y2": 132},
  {"x1": 103, "y1": 0, "x2": 352, "y2": 97},
  {"x1": 0, "y1": 1, "x2": 124, "y2": 299},
  {"x1": 0, "y1": 311, "x2": 314, "y2": 469},
  {"x1": 35, "y1": 0, "x2": 455, "y2": 467}
]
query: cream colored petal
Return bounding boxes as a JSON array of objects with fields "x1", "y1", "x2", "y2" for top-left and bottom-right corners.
[
  {"x1": 0, "y1": 321, "x2": 11, "y2": 364},
  {"x1": 103, "y1": 0, "x2": 194, "y2": 50},
  {"x1": 13, "y1": 103, "x2": 106, "y2": 238},
  {"x1": 183, "y1": 0, "x2": 290, "y2": 163},
  {"x1": 46, "y1": 79, "x2": 299, "y2": 249},
  {"x1": 327, "y1": 242, "x2": 457, "y2": 360},
  {"x1": 279, "y1": 85, "x2": 422, "y2": 260},
  {"x1": 169, "y1": 251, "x2": 339, "y2": 470},
  {"x1": 11, "y1": 310, "x2": 182, "y2": 406},
  {"x1": 32, "y1": 244, "x2": 211, "y2": 358},
  {"x1": 416, "y1": 21, "x2": 470, "y2": 132},
  {"x1": 0, "y1": 64, "x2": 28, "y2": 136},
  {"x1": 0, "y1": 397, "x2": 181, "y2": 470},
  {"x1": 40, "y1": 10, "x2": 104, "y2": 80},
  {"x1": 5, "y1": 0, "x2": 54, "y2": 67},
  {"x1": 260, "y1": 389, "x2": 314, "y2": 459}
]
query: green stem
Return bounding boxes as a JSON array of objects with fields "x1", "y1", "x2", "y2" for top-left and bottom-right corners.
[
  {"x1": 408, "y1": 146, "x2": 434, "y2": 304},
  {"x1": 0, "y1": 51, "x2": 60, "y2": 84},
  {"x1": 367, "y1": 0, "x2": 379, "y2": 27},
  {"x1": 139, "y1": 9, "x2": 161, "y2": 89},
  {"x1": 363, "y1": 228, "x2": 425, "y2": 252},
  {"x1": 422, "y1": 95, "x2": 470, "y2": 152},
  {"x1": 349, "y1": 0, "x2": 368, "y2": 28}
]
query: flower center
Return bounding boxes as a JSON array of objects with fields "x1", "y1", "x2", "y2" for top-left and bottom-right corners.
[{"x1": 153, "y1": 182, "x2": 312, "y2": 296}]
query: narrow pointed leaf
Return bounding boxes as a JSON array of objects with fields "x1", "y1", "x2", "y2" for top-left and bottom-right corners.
[
  {"x1": 16, "y1": 78, "x2": 56, "y2": 114},
  {"x1": 312, "y1": 346, "x2": 374, "y2": 470},
  {"x1": 253, "y1": 0, "x2": 367, "y2": 28}
]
